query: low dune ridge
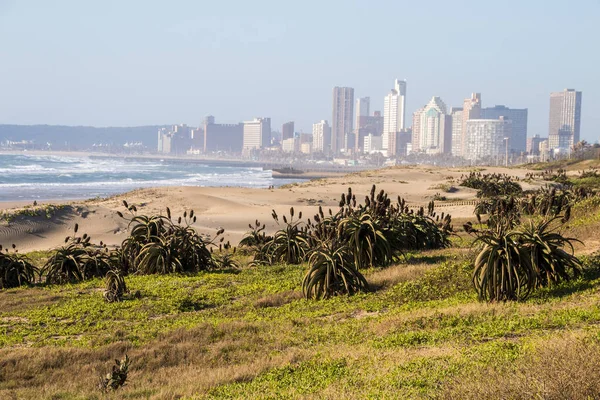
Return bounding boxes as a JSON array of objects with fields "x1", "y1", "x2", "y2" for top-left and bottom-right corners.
[{"x1": 0, "y1": 165, "x2": 541, "y2": 252}]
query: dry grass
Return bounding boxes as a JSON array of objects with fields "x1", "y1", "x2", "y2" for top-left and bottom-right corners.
[
  {"x1": 0, "y1": 321, "x2": 308, "y2": 399},
  {"x1": 368, "y1": 263, "x2": 432, "y2": 290},
  {"x1": 253, "y1": 290, "x2": 303, "y2": 308},
  {"x1": 0, "y1": 288, "x2": 63, "y2": 314},
  {"x1": 442, "y1": 335, "x2": 600, "y2": 400}
]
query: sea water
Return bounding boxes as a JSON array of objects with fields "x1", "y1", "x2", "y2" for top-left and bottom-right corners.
[{"x1": 0, "y1": 153, "x2": 302, "y2": 202}]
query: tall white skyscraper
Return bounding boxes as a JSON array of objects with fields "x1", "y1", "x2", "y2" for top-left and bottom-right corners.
[
  {"x1": 331, "y1": 87, "x2": 354, "y2": 153},
  {"x1": 450, "y1": 107, "x2": 463, "y2": 156},
  {"x1": 312, "y1": 120, "x2": 331, "y2": 153},
  {"x1": 382, "y1": 79, "x2": 407, "y2": 151},
  {"x1": 414, "y1": 96, "x2": 451, "y2": 155}
]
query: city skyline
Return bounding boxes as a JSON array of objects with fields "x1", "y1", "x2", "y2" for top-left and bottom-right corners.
[{"x1": 0, "y1": 1, "x2": 598, "y2": 143}]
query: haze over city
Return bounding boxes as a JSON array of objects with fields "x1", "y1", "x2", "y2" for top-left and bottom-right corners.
[{"x1": 1, "y1": 0, "x2": 598, "y2": 142}]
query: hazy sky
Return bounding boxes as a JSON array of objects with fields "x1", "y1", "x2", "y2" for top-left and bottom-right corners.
[{"x1": 1, "y1": 0, "x2": 598, "y2": 141}]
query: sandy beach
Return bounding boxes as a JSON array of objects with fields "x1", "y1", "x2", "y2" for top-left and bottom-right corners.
[{"x1": 0, "y1": 165, "x2": 540, "y2": 252}]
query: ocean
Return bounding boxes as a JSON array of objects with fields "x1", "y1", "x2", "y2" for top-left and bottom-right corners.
[{"x1": 0, "y1": 153, "x2": 303, "y2": 202}]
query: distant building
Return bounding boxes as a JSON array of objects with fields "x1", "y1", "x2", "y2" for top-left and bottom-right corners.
[
  {"x1": 356, "y1": 97, "x2": 370, "y2": 127},
  {"x1": 157, "y1": 124, "x2": 193, "y2": 154},
  {"x1": 466, "y1": 117, "x2": 512, "y2": 163},
  {"x1": 282, "y1": 121, "x2": 295, "y2": 141},
  {"x1": 461, "y1": 93, "x2": 482, "y2": 157},
  {"x1": 312, "y1": 120, "x2": 331, "y2": 153},
  {"x1": 391, "y1": 128, "x2": 412, "y2": 157},
  {"x1": 364, "y1": 133, "x2": 383, "y2": 154},
  {"x1": 539, "y1": 138, "x2": 550, "y2": 162},
  {"x1": 482, "y1": 105, "x2": 528, "y2": 153},
  {"x1": 450, "y1": 107, "x2": 463, "y2": 156},
  {"x1": 411, "y1": 107, "x2": 425, "y2": 153},
  {"x1": 203, "y1": 116, "x2": 243, "y2": 153},
  {"x1": 300, "y1": 142, "x2": 312, "y2": 154},
  {"x1": 548, "y1": 89, "x2": 582, "y2": 154},
  {"x1": 243, "y1": 118, "x2": 271, "y2": 151},
  {"x1": 383, "y1": 79, "x2": 407, "y2": 152},
  {"x1": 281, "y1": 137, "x2": 298, "y2": 153},
  {"x1": 331, "y1": 87, "x2": 354, "y2": 153},
  {"x1": 413, "y1": 97, "x2": 451, "y2": 155},
  {"x1": 527, "y1": 134, "x2": 545, "y2": 156},
  {"x1": 355, "y1": 110, "x2": 383, "y2": 153},
  {"x1": 157, "y1": 128, "x2": 171, "y2": 153}
]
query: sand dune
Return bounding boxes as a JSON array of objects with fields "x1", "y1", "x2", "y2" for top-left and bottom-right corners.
[{"x1": 0, "y1": 165, "x2": 540, "y2": 252}]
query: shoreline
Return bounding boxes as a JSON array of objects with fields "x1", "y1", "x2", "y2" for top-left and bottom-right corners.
[{"x1": 0, "y1": 163, "x2": 543, "y2": 253}]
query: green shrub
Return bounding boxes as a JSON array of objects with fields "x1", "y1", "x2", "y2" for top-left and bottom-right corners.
[{"x1": 0, "y1": 244, "x2": 38, "y2": 289}]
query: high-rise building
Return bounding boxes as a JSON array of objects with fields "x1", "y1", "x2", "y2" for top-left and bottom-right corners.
[
  {"x1": 364, "y1": 134, "x2": 383, "y2": 154},
  {"x1": 413, "y1": 97, "x2": 451, "y2": 154},
  {"x1": 481, "y1": 105, "x2": 528, "y2": 153},
  {"x1": 466, "y1": 117, "x2": 512, "y2": 163},
  {"x1": 158, "y1": 125, "x2": 194, "y2": 154},
  {"x1": 312, "y1": 120, "x2": 331, "y2": 153},
  {"x1": 354, "y1": 97, "x2": 370, "y2": 153},
  {"x1": 203, "y1": 116, "x2": 244, "y2": 153},
  {"x1": 450, "y1": 107, "x2": 463, "y2": 156},
  {"x1": 548, "y1": 89, "x2": 582, "y2": 153},
  {"x1": 461, "y1": 93, "x2": 482, "y2": 157},
  {"x1": 242, "y1": 117, "x2": 271, "y2": 151},
  {"x1": 527, "y1": 134, "x2": 545, "y2": 156},
  {"x1": 383, "y1": 79, "x2": 407, "y2": 151},
  {"x1": 356, "y1": 97, "x2": 370, "y2": 126},
  {"x1": 355, "y1": 111, "x2": 383, "y2": 153},
  {"x1": 539, "y1": 138, "x2": 550, "y2": 162},
  {"x1": 392, "y1": 128, "x2": 412, "y2": 157},
  {"x1": 331, "y1": 87, "x2": 354, "y2": 153},
  {"x1": 411, "y1": 107, "x2": 425, "y2": 153},
  {"x1": 282, "y1": 121, "x2": 295, "y2": 141}
]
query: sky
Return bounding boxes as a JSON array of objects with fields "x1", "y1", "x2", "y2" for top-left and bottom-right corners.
[{"x1": 0, "y1": 0, "x2": 599, "y2": 141}]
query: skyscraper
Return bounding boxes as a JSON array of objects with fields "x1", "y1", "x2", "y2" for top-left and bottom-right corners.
[
  {"x1": 331, "y1": 87, "x2": 354, "y2": 154},
  {"x1": 383, "y1": 79, "x2": 407, "y2": 152},
  {"x1": 356, "y1": 97, "x2": 370, "y2": 127},
  {"x1": 242, "y1": 117, "x2": 271, "y2": 151},
  {"x1": 411, "y1": 107, "x2": 425, "y2": 153},
  {"x1": 527, "y1": 134, "x2": 545, "y2": 156},
  {"x1": 413, "y1": 97, "x2": 451, "y2": 154},
  {"x1": 312, "y1": 120, "x2": 331, "y2": 153},
  {"x1": 481, "y1": 105, "x2": 528, "y2": 153},
  {"x1": 282, "y1": 121, "x2": 295, "y2": 141},
  {"x1": 548, "y1": 89, "x2": 582, "y2": 153},
  {"x1": 461, "y1": 93, "x2": 482, "y2": 157},
  {"x1": 466, "y1": 117, "x2": 512, "y2": 163},
  {"x1": 450, "y1": 107, "x2": 463, "y2": 156}
]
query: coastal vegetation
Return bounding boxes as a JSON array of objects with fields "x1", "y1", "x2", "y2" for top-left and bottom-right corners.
[{"x1": 1, "y1": 167, "x2": 599, "y2": 398}]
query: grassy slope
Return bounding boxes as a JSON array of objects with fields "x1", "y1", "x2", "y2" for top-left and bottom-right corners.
[{"x1": 2, "y1": 197, "x2": 600, "y2": 398}]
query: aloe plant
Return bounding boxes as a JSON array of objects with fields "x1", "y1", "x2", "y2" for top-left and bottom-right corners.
[
  {"x1": 518, "y1": 217, "x2": 582, "y2": 287},
  {"x1": 103, "y1": 270, "x2": 128, "y2": 303},
  {"x1": 0, "y1": 244, "x2": 38, "y2": 289},
  {"x1": 302, "y1": 241, "x2": 368, "y2": 299},
  {"x1": 118, "y1": 202, "x2": 222, "y2": 274},
  {"x1": 42, "y1": 225, "x2": 112, "y2": 284},
  {"x1": 472, "y1": 226, "x2": 536, "y2": 302},
  {"x1": 259, "y1": 208, "x2": 309, "y2": 265},
  {"x1": 339, "y1": 212, "x2": 391, "y2": 269}
]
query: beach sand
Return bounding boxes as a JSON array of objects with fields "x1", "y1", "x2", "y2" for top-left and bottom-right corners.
[{"x1": 0, "y1": 165, "x2": 541, "y2": 252}]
